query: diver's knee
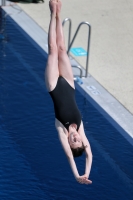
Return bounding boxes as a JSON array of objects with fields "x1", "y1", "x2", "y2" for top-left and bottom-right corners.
[{"x1": 58, "y1": 44, "x2": 66, "y2": 54}]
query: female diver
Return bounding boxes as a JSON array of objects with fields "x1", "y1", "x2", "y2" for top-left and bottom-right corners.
[{"x1": 45, "y1": 0, "x2": 93, "y2": 184}]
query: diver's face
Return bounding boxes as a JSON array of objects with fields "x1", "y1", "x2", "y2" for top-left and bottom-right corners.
[{"x1": 68, "y1": 131, "x2": 82, "y2": 149}]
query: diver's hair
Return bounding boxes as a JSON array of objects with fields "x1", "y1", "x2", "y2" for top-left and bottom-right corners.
[{"x1": 70, "y1": 143, "x2": 85, "y2": 157}]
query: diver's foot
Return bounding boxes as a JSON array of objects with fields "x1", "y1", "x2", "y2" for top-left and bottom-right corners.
[
  {"x1": 56, "y1": 0, "x2": 62, "y2": 15},
  {"x1": 49, "y1": 0, "x2": 57, "y2": 15}
]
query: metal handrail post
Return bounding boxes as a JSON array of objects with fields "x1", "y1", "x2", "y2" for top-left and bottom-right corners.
[
  {"x1": 62, "y1": 18, "x2": 82, "y2": 78},
  {"x1": 72, "y1": 65, "x2": 83, "y2": 78},
  {"x1": 2, "y1": 0, "x2": 6, "y2": 6},
  {"x1": 67, "y1": 22, "x2": 91, "y2": 77},
  {"x1": 86, "y1": 22, "x2": 91, "y2": 77},
  {"x1": 62, "y1": 18, "x2": 72, "y2": 51}
]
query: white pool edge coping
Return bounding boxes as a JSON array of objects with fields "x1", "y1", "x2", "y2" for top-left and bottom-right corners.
[{"x1": 2, "y1": 4, "x2": 133, "y2": 146}]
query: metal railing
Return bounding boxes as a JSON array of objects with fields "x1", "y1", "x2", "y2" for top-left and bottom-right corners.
[
  {"x1": 63, "y1": 18, "x2": 91, "y2": 78},
  {"x1": 72, "y1": 65, "x2": 83, "y2": 78},
  {"x1": 62, "y1": 18, "x2": 72, "y2": 51},
  {"x1": 1, "y1": 0, "x2": 6, "y2": 6},
  {"x1": 68, "y1": 22, "x2": 91, "y2": 77},
  {"x1": 62, "y1": 18, "x2": 83, "y2": 78}
]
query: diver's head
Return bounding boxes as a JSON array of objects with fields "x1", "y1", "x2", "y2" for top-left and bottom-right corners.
[{"x1": 68, "y1": 124, "x2": 85, "y2": 157}]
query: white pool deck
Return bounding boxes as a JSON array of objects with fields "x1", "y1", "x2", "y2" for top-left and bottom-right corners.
[{"x1": 1, "y1": 1, "x2": 133, "y2": 145}]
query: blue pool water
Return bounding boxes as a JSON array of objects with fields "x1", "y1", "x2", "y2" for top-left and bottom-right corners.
[{"x1": 0, "y1": 9, "x2": 133, "y2": 200}]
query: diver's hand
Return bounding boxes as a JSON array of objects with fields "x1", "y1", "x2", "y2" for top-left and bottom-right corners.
[{"x1": 76, "y1": 175, "x2": 92, "y2": 185}]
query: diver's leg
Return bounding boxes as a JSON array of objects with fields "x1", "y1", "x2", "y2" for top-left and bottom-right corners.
[
  {"x1": 56, "y1": 0, "x2": 75, "y2": 89},
  {"x1": 45, "y1": 0, "x2": 59, "y2": 92}
]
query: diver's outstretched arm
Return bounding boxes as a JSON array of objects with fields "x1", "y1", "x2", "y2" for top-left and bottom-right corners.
[
  {"x1": 78, "y1": 121, "x2": 93, "y2": 180},
  {"x1": 84, "y1": 141, "x2": 93, "y2": 178}
]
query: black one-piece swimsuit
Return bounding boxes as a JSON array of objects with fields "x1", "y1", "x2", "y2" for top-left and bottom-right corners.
[{"x1": 49, "y1": 76, "x2": 81, "y2": 131}]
